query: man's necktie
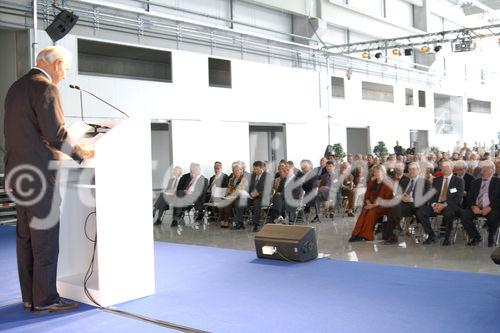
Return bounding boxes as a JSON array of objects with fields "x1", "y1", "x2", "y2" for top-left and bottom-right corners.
[
  {"x1": 405, "y1": 179, "x2": 414, "y2": 196},
  {"x1": 476, "y1": 180, "x2": 489, "y2": 208},
  {"x1": 438, "y1": 177, "x2": 448, "y2": 202}
]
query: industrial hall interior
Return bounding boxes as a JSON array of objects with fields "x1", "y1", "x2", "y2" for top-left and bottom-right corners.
[{"x1": 1, "y1": 0, "x2": 500, "y2": 332}]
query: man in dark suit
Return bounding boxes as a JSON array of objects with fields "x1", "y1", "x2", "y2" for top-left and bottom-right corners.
[
  {"x1": 384, "y1": 163, "x2": 432, "y2": 244},
  {"x1": 4, "y1": 46, "x2": 90, "y2": 311},
  {"x1": 171, "y1": 163, "x2": 208, "y2": 227},
  {"x1": 311, "y1": 161, "x2": 336, "y2": 222},
  {"x1": 461, "y1": 161, "x2": 500, "y2": 247},
  {"x1": 453, "y1": 160, "x2": 474, "y2": 208},
  {"x1": 394, "y1": 141, "x2": 403, "y2": 156},
  {"x1": 494, "y1": 157, "x2": 500, "y2": 177},
  {"x1": 247, "y1": 161, "x2": 271, "y2": 232},
  {"x1": 300, "y1": 159, "x2": 318, "y2": 214},
  {"x1": 416, "y1": 161, "x2": 464, "y2": 246},
  {"x1": 283, "y1": 164, "x2": 303, "y2": 224},
  {"x1": 204, "y1": 161, "x2": 228, "y2": 218},
  {"x1": 153, "y1": 166, "x2": 182, "y2": 225}
]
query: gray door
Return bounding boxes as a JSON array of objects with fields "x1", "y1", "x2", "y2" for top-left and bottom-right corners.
[
  {"x1": 151, "y1": 122, "x2": 172, "y2": 191},
  {"x1": 249, "y1": 125, "x2": 286, "y2": 173},
  {"x1": 346, "y1": 127, "x2": 370, "y2": 155},
  {"x1": 410, "y1": 129, "x2": 429, "y2": 153}
]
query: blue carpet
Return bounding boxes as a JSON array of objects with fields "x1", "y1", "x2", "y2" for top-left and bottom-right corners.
[{"x1": 1, "y1": 225, "x2": 499, "y2": 333}]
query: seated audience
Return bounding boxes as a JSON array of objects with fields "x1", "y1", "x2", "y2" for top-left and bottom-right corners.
[
  {"x1": 172, "y1": 163, "x2": 208, "y2": 227},
  {"x1": 205, "y1": 161, "x2": 229, "y2": 217},
  {"x1": 338, "y1": 161, "x2": 355, "y2": 217},
  {"x1": 270, "y1": 164, "x2": 289, "y2": 222},
  {"x1": 460, "y1": 160, "x2": 500, "y2": 247},
  {"x1": 416, "y1": 161, "x2": 464, "y2": 245},
  {"x1": 349, "y1": 165, "x2": 394, "y2": 242},
  {"x1": 311, "y1": 161, "x2": 336, "y2": 222},
  {"x1": 384, "y1": 163, "x2": 432, "y2": 244},
  {"x1": 153, "y1": 166, "x2": 182, "y2": 225},
  {"x1": 300, "y1": 159, "x2": 318, "y2": 214},
  {"x1": 248, "y1": 161, "x2": 272, "y2": 232},
  {"x1": 283, "y1": 164, "x2": 303, "y2": 224},
  {"x1": 219, "y1": 162, "x2": 248, "y2": 229},
  {"x1": 453, "y1": 160, "x2": 473, "y2": 207}
]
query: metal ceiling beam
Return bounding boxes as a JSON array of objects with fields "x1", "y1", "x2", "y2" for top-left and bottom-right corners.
[{"x1": 323, "y1": 23, "x2": 500, "y2": 54}]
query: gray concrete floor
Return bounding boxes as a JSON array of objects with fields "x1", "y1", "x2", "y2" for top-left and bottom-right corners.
[{"x1": 153, "y1": 211, "x2": 500, "y2": 275}]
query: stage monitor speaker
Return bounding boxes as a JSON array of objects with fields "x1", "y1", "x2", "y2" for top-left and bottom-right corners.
[
  {"x1": 492, "y1": 247, "x2": 500, "y2": 265},
  {"x1": 45, "y1": 10, "x2": 79, "y2": 42},
  {"x1": 254, "y1": 224, "x2": 317, "y2": 262}
]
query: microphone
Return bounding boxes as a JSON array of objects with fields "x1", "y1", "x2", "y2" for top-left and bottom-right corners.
[
  {"x1": 69, "y1": 84, "x2": 130, "y2": 118},
  {"x1": 70, "y1": 85, "x2": 85, "y2": 123}
]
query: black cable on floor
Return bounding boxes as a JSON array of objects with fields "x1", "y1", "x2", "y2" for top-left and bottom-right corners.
[{"x1": 83, "y1": 212, "x2": 210, "y2": 333}]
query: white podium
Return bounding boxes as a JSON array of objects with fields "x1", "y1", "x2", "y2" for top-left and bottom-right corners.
[{"x1": 56, "y1": 118, "x2": 155, "y2": 307}]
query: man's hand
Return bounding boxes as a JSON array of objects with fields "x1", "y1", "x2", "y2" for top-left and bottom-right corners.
[
  {"x1": 250, "y1": 190, "x2": 259, "y2": 198},
  {"x1": 80, "y1": 145, "x2": 95, "y2": 159},
  {"x1": 432, "y1": 203, "x2": 445, "y2": 213},
  {"x1": 401, "y1": 193, "x2": 412, "y2": 203},
  {"x1": 482, "y1": 206, "x2": 492, "y2": 216},
  {"x1": 471, "y1": 205, "x2": 482, "y2": 215}
]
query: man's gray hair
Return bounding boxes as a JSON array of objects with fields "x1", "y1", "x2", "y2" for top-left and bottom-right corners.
[
  {"x1": 36, "y1": 46, "x2": 72, "y2": 65},
  {"x1": 480, "y1": 160, "x2": 495, "y2": 172},
  {"x1": 300, "y1": 159, "x2": 313, "y2": 168},
  {"x1": 408, "y1": 162, "x2": 420, "y2": 170},
  {"x1": 453, "y1": 160, "x2": 467, "y2": 169}
]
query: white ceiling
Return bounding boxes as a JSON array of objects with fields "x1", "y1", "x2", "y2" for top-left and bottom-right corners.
[{"x1": 479, "y1": 0, "x2": 500, "y2": 10}]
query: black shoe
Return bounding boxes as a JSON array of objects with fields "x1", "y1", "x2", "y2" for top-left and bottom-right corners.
[
  {"x1": 252, "y1": 225, "x2": 260, "y2": 232},
  {"x1": 347, "y1": 211, "x2": 355, "y2": 217},
  {"x1": 170, "y1": 220, "x2": 178, "y2": 227},
  {"x1": 467, "y1": 237, "x2": 482, "y2": 246},
  {"x1": 23, "y1": 302, "x2": 32, "y2": 310},
  {"x1": 34, "y1": 299, "x2": 78, "y2": 312},
  {"x1": 348, "y1": 236, "x2": 363, "y2": 242},
  {"x1": 310, "y1": 215, "x2": 320, "y2": 223},
  {"x1": 442, "y1": 238, "x2": 450, "y2": 246},
  {"x1": 153, "y1": 220, "x2": 162, "y2": 226},
  {"x1": 232, "y1": 223, "x2": 245, "y2": 230},
  {"x1": 423, "y1": 236, "x2": 436, "y2": 245}
]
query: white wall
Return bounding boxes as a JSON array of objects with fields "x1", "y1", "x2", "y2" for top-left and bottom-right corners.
[
  {"x1": 7, "y1": 20, "x2": 498, "y2": 180},
  {"x1": 0, "y1": 30, "x2": 18, "y2": 171}
]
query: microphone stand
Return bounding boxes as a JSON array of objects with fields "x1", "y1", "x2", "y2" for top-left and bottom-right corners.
[
  {"x1": 69, "y1": 84, "x2": 130, "y2": 118},
  {"x1": 79, "y1": 89, "x2": 84, "y2": 122}
]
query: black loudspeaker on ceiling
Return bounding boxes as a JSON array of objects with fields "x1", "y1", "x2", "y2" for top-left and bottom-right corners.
[{"x1": 45, "y1": 9, "x2": 79, "y2": 42}]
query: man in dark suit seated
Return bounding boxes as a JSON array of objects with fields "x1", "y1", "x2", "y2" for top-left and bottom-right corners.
[
  {"x1": 384, "y1": 163, "x2": 432, "y2": 244},
  {"x1": 300, "y1": 159, "x2": 318, "y2": 214},
  {"x1": 153, "y1": 166, "x2": 182, "y2": 225},
  {"x1": 204, "y1": 161, "x2": 229, "y2": 218},
  {"x1": 460, "y1": 160, "x2": 500, "y2": 247},
  {"x1": 270, "y1": 164, "x2": 288, "y2": 222},
  {"x1": 416, "y1": 161, "x2": 464, "y2": 246},
  {"x1": 283, "y1": 164, "x2": 303, "y2": 224},
  {"x1": 453, "y1": 160, "x2": 474, "y2": 208},
  {"x1": 171, "y1": 163, "x2": 208, "y2": 227},
  {"x1": 311, "y1": 161, "x2": 336, "y2": 222},
  {"x1": 247, "y1": 161, "x2": 272, "y2": 232}
]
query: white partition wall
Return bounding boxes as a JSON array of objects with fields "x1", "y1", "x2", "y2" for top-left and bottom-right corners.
[{"x1": 57, "y1": 118, "x2": 155, "y2": 307}]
